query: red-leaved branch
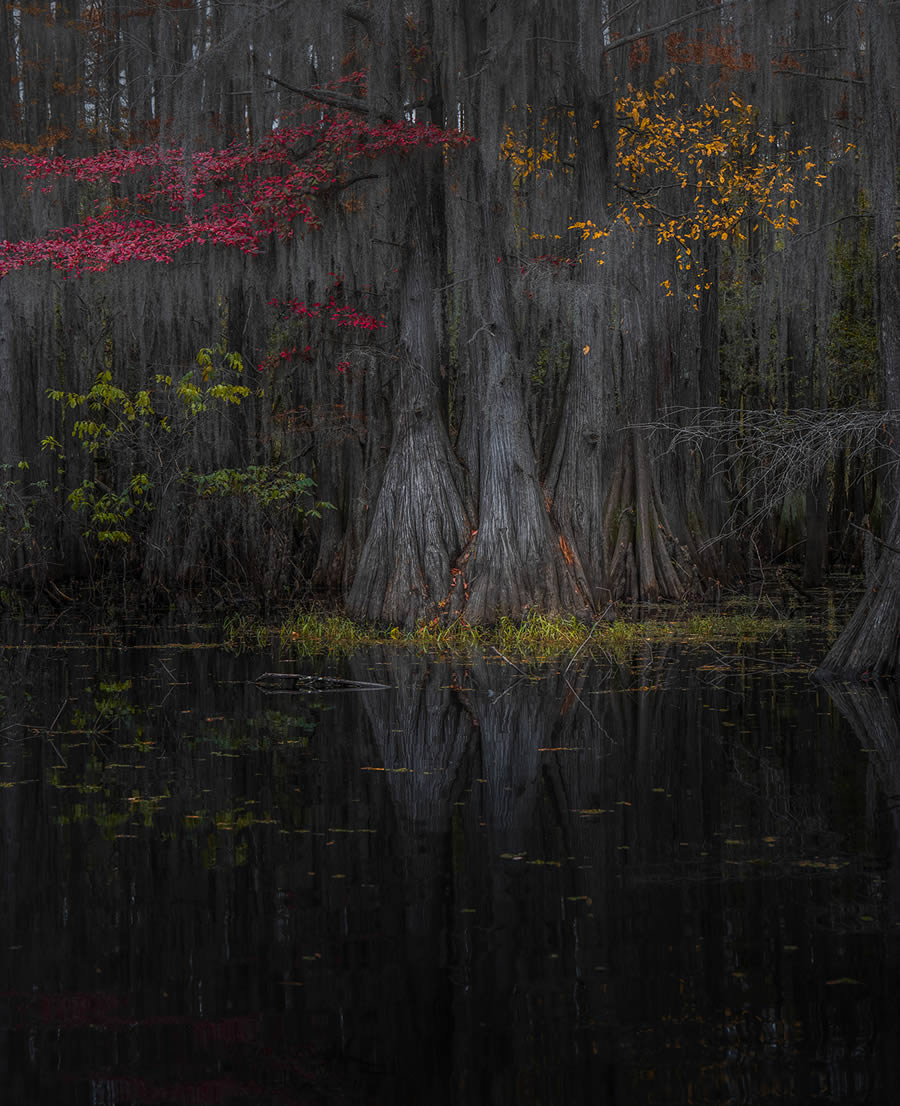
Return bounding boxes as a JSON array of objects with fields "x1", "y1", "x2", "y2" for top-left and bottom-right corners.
[{"x1": 0, "y1": 109, "x2": 473, "y2": 278}]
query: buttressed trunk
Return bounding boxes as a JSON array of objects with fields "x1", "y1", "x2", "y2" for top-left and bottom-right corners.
[
  {"x1": 346, "y1": 158, "x2": 469, "y2": 628},
  {"x1": 456, "y1": 221, "x2": 589, "y2": 624}
]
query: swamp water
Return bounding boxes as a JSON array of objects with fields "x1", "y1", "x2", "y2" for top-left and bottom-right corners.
[{"x1": 0, "y1": 620, "x2": 899, "y2": 1104}]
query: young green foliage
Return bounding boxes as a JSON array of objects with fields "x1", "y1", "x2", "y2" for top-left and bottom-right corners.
[{"x1": 42, "y1": 343, "x2": 328, "y2": 551}]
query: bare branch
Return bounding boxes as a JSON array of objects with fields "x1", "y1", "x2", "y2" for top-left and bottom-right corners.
[
  {"x1": 343, "y1": 4, "x2": 371, "y2": 30},
  {"x1": 323, "y1": 173, "x2": 380, "y2": 193},
  {"x1": 849, "y1": 521, "x2": 900, "y2": 557},
  {"x1": 265, "y1": 74, "x2": 370, "y2": 115},
  {"x1": 601, "y1": 4, "x2": 729, "y2": 57},
  {"x1": 774, "y1": 69, "x2": 866, "y2": 85}
]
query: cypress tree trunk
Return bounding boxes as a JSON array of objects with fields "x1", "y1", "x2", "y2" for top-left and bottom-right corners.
[
  {"x1": 543, "y1": 80, "x2": 614, "y2": 609},
  {"x1": 460, "y1": 248, "x2": 588, "y2": 622},
  {"x1": 543, "y1": 328, "x2": 611, "y2": 608},
  {"x1": 817, "y1": 0, "x2": 899, "y2": 679},
  {"x1": 544, "y1": 7, "x2": 726, "y2": 606},
  {"x1": 339, "y1": 1, "x2": 471, "y2": 627},
  {"x1": 346, "y1": 155, "x2": 470, "y2": 627},
  {"x1": 593, "y1": 248, "x2": 715, "y2": 603},
  {"x1": 445, "y1": 1, "x2": 589, "y2": 623},
  {"x1": 817, "y1": 511, "x2": 900, "y2": 679}
]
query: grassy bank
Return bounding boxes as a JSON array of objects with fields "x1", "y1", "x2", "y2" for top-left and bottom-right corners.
[{"x1": 223, "y1": 606, "x2": 792, "y2": 660}]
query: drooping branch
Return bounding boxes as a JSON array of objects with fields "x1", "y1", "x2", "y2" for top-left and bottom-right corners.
[{"x1": 638, "y1": 406, "x2": 900, "y2": 538}]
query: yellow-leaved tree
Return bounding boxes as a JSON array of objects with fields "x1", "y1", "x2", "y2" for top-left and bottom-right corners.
[{"x1": 501, "y1": 71, "x2": 845, "y2": 602}]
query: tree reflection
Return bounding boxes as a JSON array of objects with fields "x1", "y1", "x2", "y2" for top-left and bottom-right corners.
[{"x1": 0, "y1": 632, "x2": 897, "y2": 1103}]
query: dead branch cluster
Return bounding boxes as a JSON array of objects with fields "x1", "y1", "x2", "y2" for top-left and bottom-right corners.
[{"x1": 636, "y1": 406, "x2": 900, "y2": 536}]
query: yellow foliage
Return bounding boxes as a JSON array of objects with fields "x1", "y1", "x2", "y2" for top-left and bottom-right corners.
[
  {"x1": 499, "y1": 104, "x2": 575, "y2": 184},
  {"x1": 605, "y1": 77, "x2": 829, "y2": 266},
  {"x1": 502, "y1": 73, "x2": 848, "y2": 309}
]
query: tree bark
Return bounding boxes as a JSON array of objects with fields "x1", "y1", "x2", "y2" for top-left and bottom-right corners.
[
  {"x1": 346, "y1": 157, "x2": 470, "y2": 627},
  {"x1": 459, "y1": 230, "x2": 588, "y2": 623},
  {"x1": 817, "y1": 508, "x2": 900, "y2": 679},
  {"x1": 604, "y1": 427, "x2": 693, "y2": 601},
  {"x1": 543, "y1": 82, "x2": 614, "y2": 609},
  {"x1": 817, "y1": 0, "x2": 899, "y2": 679}
]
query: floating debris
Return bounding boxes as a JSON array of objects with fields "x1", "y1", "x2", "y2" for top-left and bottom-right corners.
[{"x1": 255, "y1": 671, "x2": 392, "y2": 692}]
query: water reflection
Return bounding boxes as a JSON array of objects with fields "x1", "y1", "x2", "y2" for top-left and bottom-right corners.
[{"x1": 0, "y1": 627, "x2": 898, "y2": 1103}]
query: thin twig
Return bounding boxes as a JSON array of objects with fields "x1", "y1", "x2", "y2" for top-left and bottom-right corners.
[
  {"x1": 849, "y1": 521, "x2": 900, "y2": 557},
  {"x1": 488, "y1": 675, "x2": 527, "y2": 703},
  {"x1": 256, "y1": 672, "x2": 392, "y2": 689},
  {"x1": 489, "y1": 647, "x2": 529, "y2": 677},
  {"x1": 467, "y1": 323, "x2": 496, "y2": 345},
  {"x1": 48, "y1": 738, "x2": 67, "y2": 768},
  {"x1": 562, "y1": 674, "x2": 617, "y2": 744},
  {"x1": 563, "y1": 603, "x2": 613, "y2": 677},
  {"x1": 48, "y1": 698, "x2": 68, "y2": 732}
]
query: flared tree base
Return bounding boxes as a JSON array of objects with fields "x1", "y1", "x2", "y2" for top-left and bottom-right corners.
[
  {"x1": 605, "y1": 429, "x2": 699, "y2": 602},
  {"x1": 816, "y1": 518, "x2": 900, "y2": 679}
]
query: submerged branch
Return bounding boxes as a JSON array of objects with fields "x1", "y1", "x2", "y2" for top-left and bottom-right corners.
[{"x1": 256, "y1": 672, "x2": 392, "y2": 690}]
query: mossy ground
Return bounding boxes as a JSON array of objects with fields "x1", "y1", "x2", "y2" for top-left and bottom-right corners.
[{"x1": 223, "y1": 605, "x2": 792, "y2": 661}]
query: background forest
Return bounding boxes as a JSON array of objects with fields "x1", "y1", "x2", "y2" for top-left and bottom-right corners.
[{"x1": 0, "y1": 0, "x2": 897, "y2": 674}]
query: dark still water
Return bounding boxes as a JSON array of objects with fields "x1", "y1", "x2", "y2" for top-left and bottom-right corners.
[{"x1": 1, "y1": 621, "x2": 899, "y2": 1105}]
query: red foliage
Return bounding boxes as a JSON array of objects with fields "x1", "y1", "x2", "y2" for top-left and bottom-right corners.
[
  {"x1": 274, "y1": 296, "x2": 384, "y2": 332},
  {"x1": 666, "y1": 30, "x2": 757, "y2": 72},
  {"x1": 771, "y1": 51, "x2": 804, "y2": 74},
  {"x1": 255, "y1": 286, "x2": 383, "y2": 373},
  {"x1": 0, "y1": 99, "x2": 473, "y2": 278},
  {"x1": 629, "y1": 36, "x2": 651, "y2": 69}
]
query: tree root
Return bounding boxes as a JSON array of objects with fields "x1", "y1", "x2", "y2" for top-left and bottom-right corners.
[{"x1": 604, "y1": 428, "x2": 696, "y2": 601}]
